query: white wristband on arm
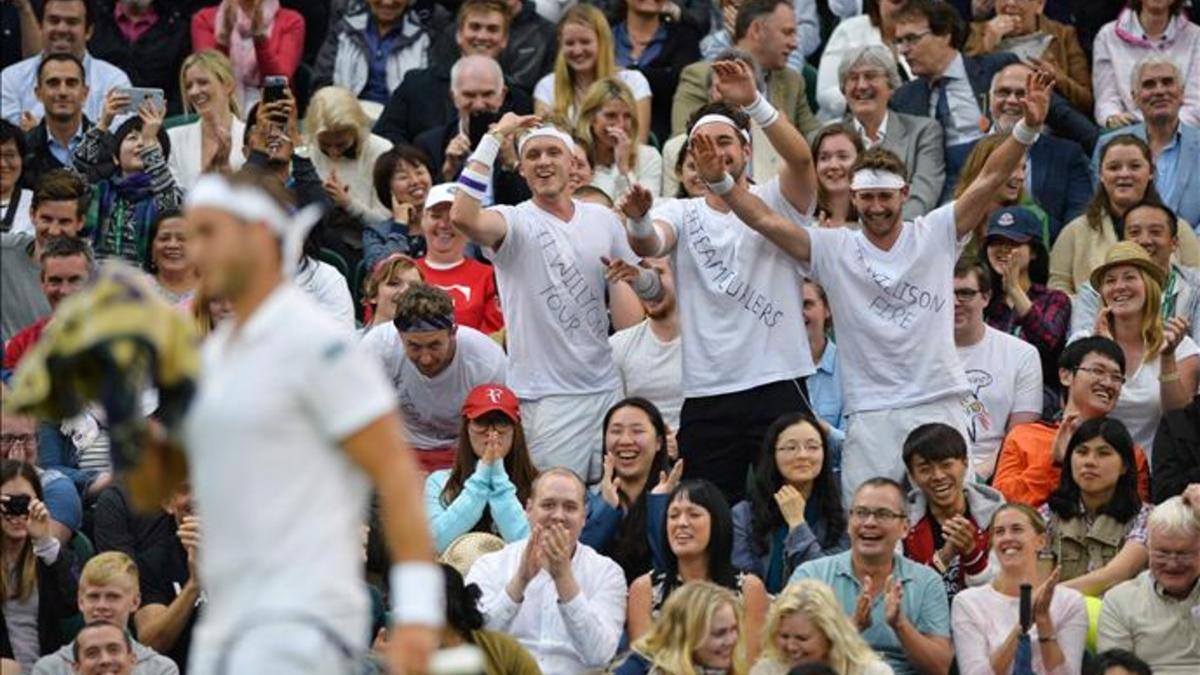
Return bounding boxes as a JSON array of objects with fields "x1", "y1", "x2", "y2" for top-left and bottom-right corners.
[
  {"x1": 626, "y1": 211, "x2": 656, "y2": 238},
  {"x1": 458, "y1": 168, "x2": 490, "y2": 202},
  {"x1": 468, "y1": 133, "x2": 503, "y2": 167},
  {"x1": 742, "y1": 93, "x2": 779, "y2": 128},
  {"x1": 632, "y1": 267, "x2": 664, "y2": 302},
  {"x1": 32, "y1": 535, "x2": 60, "y2": 564},
  {"x1": 389, "y1": 562, "x2": 446, "y2": 628},
  {"x1": 1012, "y1": 120, "x2": 1042, "y2": 146},
  {"x1": 706, "y1": 172, "x2": 736, "y2": 196}
]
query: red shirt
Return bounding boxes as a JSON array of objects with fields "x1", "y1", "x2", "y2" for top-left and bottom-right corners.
[
  {"x1": 416, "y1": 258, "x2": 504, "y2": 334},
  {"x1": 3, "y1": 317, "x2": 50, "y2": 371}
]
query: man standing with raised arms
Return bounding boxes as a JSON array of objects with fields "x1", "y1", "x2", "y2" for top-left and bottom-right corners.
[
  {"x1": 615, "y1": 61, "x2": 817, "y2": 504},
  {"x1": 689, "y1": 68, "x2": 1056, "y2": 500},
  {"x1": 449, "y1": 114, "x2": 662, "y2": 482},
  {"x1": 181, "y1": 168, "x2": 440, "y2": 674}
]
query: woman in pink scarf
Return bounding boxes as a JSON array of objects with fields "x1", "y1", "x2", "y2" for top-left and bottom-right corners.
[{"x1": 191, "y1": 0, "x2": 306, "y2": 112}]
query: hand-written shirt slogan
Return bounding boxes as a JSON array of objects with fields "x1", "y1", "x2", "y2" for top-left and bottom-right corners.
[
  {"x1": 535, "y1": 228, "x2": 608, "y2": 340},
  {"x1": 685, "y1": 204, "x2": 785, "y2": 328},
  {"x1": 854, "y1": 244, "x2": 948, "y2": 329}
]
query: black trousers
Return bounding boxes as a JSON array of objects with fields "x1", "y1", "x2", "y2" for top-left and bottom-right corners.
[{"x1": 677, "y1": 377, "x2": 812, "y2": 505}]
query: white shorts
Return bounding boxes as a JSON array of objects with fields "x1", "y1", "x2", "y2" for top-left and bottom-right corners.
[
  {"x1": 189, "y1": 613, "x2": 368, "y2": 675},
  {"x1": 520, "y1": 389, "x2": 621, "y2": 484},
  {"x1": 841, "y1": 395, "x2": 970, "y2": 507}
]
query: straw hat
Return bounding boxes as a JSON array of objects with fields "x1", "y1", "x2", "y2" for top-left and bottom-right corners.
[
  {"x1": 1089, "y1": 241, "x2": 1167, "y2": 292},
  {"x1": 439, "y1": 532, "x2": 506, "y2": 577}
]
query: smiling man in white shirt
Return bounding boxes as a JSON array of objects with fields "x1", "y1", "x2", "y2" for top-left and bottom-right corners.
[{"x1": 466, "y1": 468, "x2": 627, "y2": 674}]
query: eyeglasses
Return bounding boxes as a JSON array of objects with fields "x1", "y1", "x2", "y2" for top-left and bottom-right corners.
[
  {"x1": 468, "y1": 419, "x2": 513, "y2": 432},
  {"x1": 850, "y1": 507, "x2": 905, "y2": 522},
  {"x1": 776, "y1": 442, "x2": 822, "y2": 455},
  {"x1": 894, "y1": 30, "x2": 931, "y2": 48},
  {"x1": 1075, "y1": 365, "x2": 1126, "y2": 386},
  {"x1": 953, "y1": 289, "x2": 982, "y2": 301},
  {"x1": 0, "y1": 434, "x2": 34, "y2": 450},
  {"x1": 1150, "y1": 549, "x2": 1199, "y2": 564}
]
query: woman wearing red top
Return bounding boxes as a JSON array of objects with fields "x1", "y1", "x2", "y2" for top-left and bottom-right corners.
[
  {"x1": 191, "y1": 0, "x2": 305, "y2": 111},
  {"x1": 415, "y1": 183, "x2": 504, "y2": 336}
]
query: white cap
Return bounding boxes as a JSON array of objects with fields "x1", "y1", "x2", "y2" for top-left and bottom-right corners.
[{"x1": 424, "y1": 182, "x2": 459, "y2": 209}]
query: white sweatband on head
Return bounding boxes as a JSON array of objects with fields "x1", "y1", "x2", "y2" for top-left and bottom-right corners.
[
  {"x1": 468, "y1": 133, "x2": 502, "y2": 167},
  {"x1": 390, "y1": 562, "x2": 446, "y2": 628},
  {"x1": 1012, "y1": 119, "x2": 1042, "y2": 146},
  {"x1": 688, "y1": 114, "x2": 751, "y2": 143},
  {"x1": 706, "y1": 172, "x2": 736, "y2": 196},
  {"x1": 458, "y1": 168, "x2": 490, "y2": 202},
  {"x1": 517, "y1": 127, "x2": 575, "y2": 157},
  {"x1": 742, "y1": 93, "x2": 779, "y2": 128},
  {"x1": 185, "y1": 174, "x2": 323, "y2": 280},
  {"x1": 850, "y1": 169, "x2": 908, "y2": 192}
]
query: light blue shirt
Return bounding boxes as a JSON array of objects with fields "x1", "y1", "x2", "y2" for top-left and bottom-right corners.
[
  {"x1": 1154, "y1": 127, "x2": 1183, "y2": 207},
  {"x1": 789, "y1": 551, "x2": 951, "y2": 675},
  {"x1": 0, "y1": 52, "x2": 131, "y2": 125},
  {"x1": 930, "y1": 54, "x2": 985, "y2": 148},
  {"x1": 807, "y1": 340, "x2": 846, "y2": 468},
  {"x1": 424, "y1": 464, "x2": 530, "y2": 554},
  {"x1": 44, "y1": 123, "x2": 85, "y2": 167}
]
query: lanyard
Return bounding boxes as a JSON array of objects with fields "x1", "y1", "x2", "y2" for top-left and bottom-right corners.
[{"x1": 1162, "y1": 267, "x2": 1178, "y2": 319}]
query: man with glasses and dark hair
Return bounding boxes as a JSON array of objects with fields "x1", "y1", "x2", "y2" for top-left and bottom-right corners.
[
  {"x1": 789, "y1": 477, "x2": 953, "y2": 675},
  {"x1": 1098, "y1": 488, "x2": 1200, "y2": 674},
  {"x1": 993, "y1": 336, "x2": 1152, "y2": 507}
]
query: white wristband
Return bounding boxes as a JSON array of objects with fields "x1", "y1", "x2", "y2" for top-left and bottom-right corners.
[
  {"x1": 33, "y1": 536, "x2": 60, "y2": 564},
  {"x1": 706, "y1": 172, "x2": 735, "y2": 196},
  {"x1": 389, "y1": 562, "x2": 446, "y2": 628},
  {"x1": 468, "y1": 133, "x2": 502, "y2": 167},
  {"x1": 1012, "y1": 120, "x2": 1041, "y2": 146},
  {"x1": 632, "y1": 267, "x2": 664, "y2": 301},
  {"x1": 626, "y1": 211, "x2": 655, "y2": 238},
  {"x1": 742, "y1": 93, "x2": 779, "y2": 128}
]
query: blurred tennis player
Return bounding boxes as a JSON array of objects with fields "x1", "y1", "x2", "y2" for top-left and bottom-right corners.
[{"x1": 180, "y1": 167, "x2": 441, "y2": 674}]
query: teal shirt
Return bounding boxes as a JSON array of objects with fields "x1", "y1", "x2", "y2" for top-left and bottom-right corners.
[{"x1": 788, "y1": 551, "x2": 950, "y2": 675}]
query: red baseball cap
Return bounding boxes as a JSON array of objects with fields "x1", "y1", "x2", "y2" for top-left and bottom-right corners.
[{"x1": 462, "y1": 384, "x2": 520, "y2": 422}]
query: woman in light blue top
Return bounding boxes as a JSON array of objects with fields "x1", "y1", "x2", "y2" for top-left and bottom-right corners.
[{"x1": 424, "y1": 383, "x2": 539, "y2": 554}]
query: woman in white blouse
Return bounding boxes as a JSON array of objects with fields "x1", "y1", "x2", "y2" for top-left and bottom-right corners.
[
  {"x1": 168, "y1": 50, "x2": 246, "y2": 191},
  {"x1": 951, "y1": 503, "x2": 1089, "y2": 675},
  {"x1": 534, "y1": 4, "x2": 652, "y2": 144},
  {"x1": 576, "y1": 78, "x2": 662, "y2": 202}
]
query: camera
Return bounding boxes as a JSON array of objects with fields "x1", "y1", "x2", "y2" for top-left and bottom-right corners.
[{"x1": 1, "y1": 494, "x2": 31, "y2": 517}]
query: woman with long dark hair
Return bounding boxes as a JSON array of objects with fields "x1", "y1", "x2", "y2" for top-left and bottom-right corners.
[
  {"x1": 581, "y1": 398, "x2": 671, "y2": 583},
  {"x1": 424, "y1": 384, "x2": 539, "y2": 555},
  {"x1": 733, "y1": 412, "x2": 849, "y2": 595},
  {"x1": 629, "y1": 479, "x2": 770, "y2": 660},
  {"x1": 1039, "y1": 417, "x2": 1152, "y2": 597},
  {"x1": 421, "y1": 563, "x2": 540, "y2": 673}
]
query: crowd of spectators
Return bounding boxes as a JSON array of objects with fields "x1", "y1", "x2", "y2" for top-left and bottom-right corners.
[{"x1": 2, "y1": 0, "x2": 1200, "y2": 674}]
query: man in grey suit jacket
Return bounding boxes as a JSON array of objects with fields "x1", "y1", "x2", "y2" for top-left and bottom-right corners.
[{"x1": 839, "y1": 45, "x2": 944, "y2": 219}]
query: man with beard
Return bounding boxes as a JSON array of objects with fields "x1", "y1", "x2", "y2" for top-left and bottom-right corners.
[
  {"x1": 608, "y1": 258, "x2": 682, "y2": 430},
  {"x1": 619, "y1": 60, "x2": 817, "y2": 505},
  {"x1": 449, "y1": 114, "x2": 653, "y2": 482},
  {"x1": 688, "y1": 66, "x2": 1054, "y2": 504}
]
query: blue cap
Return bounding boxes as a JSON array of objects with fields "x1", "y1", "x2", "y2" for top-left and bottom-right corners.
[{"x1": 986, "y1": 207, "x2": 1042, "y2": 245}]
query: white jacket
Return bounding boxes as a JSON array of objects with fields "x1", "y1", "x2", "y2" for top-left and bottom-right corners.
[
  {"x1": 318, "y1": 11, "x2": 430, "y2": 99},
  {"x1": 166, "y1": 117, "x2": 246, "y2": 192}
]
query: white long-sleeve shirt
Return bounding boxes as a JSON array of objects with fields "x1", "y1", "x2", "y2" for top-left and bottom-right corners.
[
  {"x1": 951, "y1": 583, "x2": 1089, "y2": 675},
  {"x1": 466, "y1": 539, "x2": 627, "y2": 675}
]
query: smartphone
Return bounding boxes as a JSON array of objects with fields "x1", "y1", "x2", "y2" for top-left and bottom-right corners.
[
  {"x1": 1019, "y1": 583, "x2": 1032, "y2": 631},
  {"x1": 1, "y1": 494, "x2": 31, "y2": 517},
  {"x1": 468, "y1": 111, "x2": 503, "y2": 148},
  {"x1": 263, "y1": 76, "x2": 289, "y2": 105},
  {"x1": 117, "y1": 87, "x2": 164, "y2": 115}
]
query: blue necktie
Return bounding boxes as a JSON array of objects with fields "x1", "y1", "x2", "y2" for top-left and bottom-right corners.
[{"x1": 935, "y1": 78, "x2": 953, "y2": 131}]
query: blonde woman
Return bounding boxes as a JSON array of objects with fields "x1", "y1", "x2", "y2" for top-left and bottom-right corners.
[
  {"x1": 752, "y1": 580, "x2": 892, "y2": 675},
  {"x1": 168, "y1": 50, "x2": 246, "y2": 190},
  {"x1": 576, "y1": 78, "x2": 662, "y2": 202},
  {"x1": 613, "y1": 581, "x2": 748, "y2": 675},
  {"x1": 534, "y1": 4, "x2": 651, "y2": 144},
  {"x1": 1078, "y1": 241, "x2": 1199, "y2": 451},
  {"x1": 304, "y1": 86, "x2": 395, "y2": 222}
]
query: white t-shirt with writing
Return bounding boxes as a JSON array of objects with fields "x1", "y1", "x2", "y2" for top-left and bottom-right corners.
[
  {"x1": 651, "y1": 178, "x2": 816, "y2": 397},
  {"x1": 360, "y1": 324, "x2": 508, "y2": 449},
  {"x1": 487, "y1": 199, "x2": 638, "y2": 399},
  {"x1": 609, "y1": 320, "x2": 683, "y2": 429},
  {"x1": 957, "y1": 326, "x2": 1044, "y2": 477},
  {"x1": 807, "y1": 203, "x2": 969, "y2": 413}
]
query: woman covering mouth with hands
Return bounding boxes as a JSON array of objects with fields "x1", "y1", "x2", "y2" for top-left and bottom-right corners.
[{"x1": 575, "y1": 77, "x2": 663, "y2": 203}]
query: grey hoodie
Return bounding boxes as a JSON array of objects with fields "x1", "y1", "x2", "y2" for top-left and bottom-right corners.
[
  {"x1": 906, "y1": 481, "x2": 1007, "y2": 587},
  {"x1": 31, "y1": 637, "x2": 179, "y2": 675}
]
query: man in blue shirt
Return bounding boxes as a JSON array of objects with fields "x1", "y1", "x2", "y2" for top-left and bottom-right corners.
[
  {"x1": 790, "y1": 477, "x2": 953, "y2": 675},
  {"x1": 21, "y1": 54, "x2": 91, "y2": 191}
]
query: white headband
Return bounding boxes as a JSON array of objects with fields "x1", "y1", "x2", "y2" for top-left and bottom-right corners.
[
  {"x1": 518, "y1": 127, "x2": 576, "y2": 156},
  {"x1": 850, "y1": 168, "x2": 908, "y2": 191},
  {"x1": 688, "y1": 114, "x2": 751, "y2": 142},
  {"x1": 185, "y1": 174, "x2": 323, "y2": 280}
]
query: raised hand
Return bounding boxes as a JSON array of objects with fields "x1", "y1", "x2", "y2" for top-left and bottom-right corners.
[
  {"x1": 1032, "y1": 566, "x2": 1059, "y2": 623},
  {"x1": 853, "y1": 575, "x2": 874, "y2": 630},
  {"x1": 602, "y1": 256, "x2": 647, "y2": 285},
  {"x1": 203, "y1": 124, "x2": 231, "y2": 172},
  {"x1": 541, "y1": 523, "x2": 574, "y2": 580},
  {"x1": 774, "y1": 485, "x2": 807, "y2": 528},
  {"x1": 883, "y1": 575, "x2": 904, "y2": 627},
  {"x1": 599, "y1": 455, "x2": 622, "y2": 508},
  {"x1": 651, "y1": 459, "x2": 684, "y2": 495},
  {"x1": 617, "y1": 183, "x2": 655, "y2": 220},
  {"x1": 492, "y1": 113, "x2": 542, "y2": 139},
  {"x1": 178, "y1": 515, "x2": 202, "y2": 585},
  {"x1": 711, "y1": 60, "x2": 758, "y2": 107},
  {"x1": 138, "y1": 99, "x2": 166, "y2": 147},
  {"x1": 100, "y1": 88, "x2": 131, "y2": 132},
  {"x1": 982, "y1": 14, "x2": 1018, "y2": 51},
  {"x1": 1051, "y1": 411, "x2": 1081, "y2": 464},
  {"x1": 516, "y1": 526, "x2": 544, "y2": 585},
  {"x1": 26, "y1": 497, "x2": 51, "y2": 541},
  {"x1": 323, "y1": 168, "x2": 352, "y2": 209},
  {"x1": 942, "y1": 515, "x2": 978, "y2": 557},
  {"x1": 688, "y1": 133, "x2": 726, "y2": 183},
  {"x1": 18, "y1": 111, "x2": 38, "y2": 133},
  {"x1": 1161, "y1": 317, "x2": 1190, "y2": 355},
  {"x1": 1093, "y1": 305, "x2": 1114, "y2": 340},
  {"x1": 1022, "y1": 69, "x2": 1054, "y2": 128},
  {"x1": 608, "y1": 126, "x2": 633, "y2": 173},
  {"x1": 1182, "y1": 484, "x2": 1200, "y2": 519}
]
